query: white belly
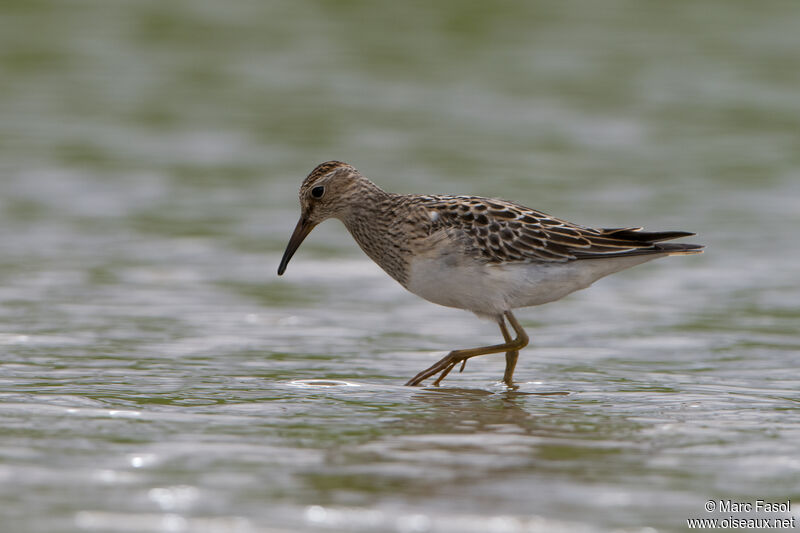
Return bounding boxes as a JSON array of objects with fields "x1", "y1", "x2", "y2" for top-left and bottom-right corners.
[{"x1": 406, "y1": 254, "x2": 659, "y2": 319}]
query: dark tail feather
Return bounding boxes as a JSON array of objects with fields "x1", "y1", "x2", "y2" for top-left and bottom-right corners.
[
  {"x1": 652, "y1": 242, "x2": 704, "y2": 255},
  {"x1": 575, "y1": 241, "x2": 704, "y2": 259},
  {"x1": 601, "y1": 228, "x2": 696, "y2": 243}
]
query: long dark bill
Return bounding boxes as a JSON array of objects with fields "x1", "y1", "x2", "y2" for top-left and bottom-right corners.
[{"x1": 277, "y1": 217, "x2": 317, "y2": 275}]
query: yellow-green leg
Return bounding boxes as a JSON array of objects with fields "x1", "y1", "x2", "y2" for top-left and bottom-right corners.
[
  {"x1": 405, "y1": 311, "x2": 529, "y2": 386},
  {"x1": 499, "y1": 318, "x2": 519, "y2": 386},
  {"x1": 458, "y1": 314, "x2": 521, "y2": 382}
]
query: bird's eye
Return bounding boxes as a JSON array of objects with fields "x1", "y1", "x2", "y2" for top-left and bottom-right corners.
[{"x1": 311, "y1": 186, "x2": 325, "y2": 199}]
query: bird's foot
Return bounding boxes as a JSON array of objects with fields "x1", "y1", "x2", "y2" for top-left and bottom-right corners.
[{"x1": 405, "y1": 351, "x2": 461, "y2": 386}]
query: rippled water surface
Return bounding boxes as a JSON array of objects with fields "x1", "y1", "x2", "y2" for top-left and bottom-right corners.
[{"x1": 1, "y1": 1, "x2": 799, "y2": 532}]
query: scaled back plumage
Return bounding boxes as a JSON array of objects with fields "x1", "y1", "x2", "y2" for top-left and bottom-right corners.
[{"x1": 410, "y1": 195, "x2": 702, "y2": 264}]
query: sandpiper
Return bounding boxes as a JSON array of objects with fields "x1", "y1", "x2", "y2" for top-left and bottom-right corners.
[{"x1": 278, "y1": 161, "x2": 703, "y2": 386}]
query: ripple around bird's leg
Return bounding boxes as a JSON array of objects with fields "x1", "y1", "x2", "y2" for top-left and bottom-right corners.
[{"x1": 287, "y1": 379, "x2": 362, "y2": 388}]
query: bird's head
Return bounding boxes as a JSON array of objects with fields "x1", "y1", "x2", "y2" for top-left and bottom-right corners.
[{"x1": 278, "y1": 161, "x2": 364, "y2": 275}]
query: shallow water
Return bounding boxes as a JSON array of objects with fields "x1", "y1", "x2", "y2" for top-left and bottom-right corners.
[{"x1": 1, "y1": 1, "x2": 799, "y2": 532}]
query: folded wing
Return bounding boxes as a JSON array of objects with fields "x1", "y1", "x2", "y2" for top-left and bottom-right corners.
[{"x1": 424, "y1": 196, "x2": 704, "y2": 263}]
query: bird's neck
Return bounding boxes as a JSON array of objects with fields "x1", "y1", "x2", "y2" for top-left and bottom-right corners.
[{"x1": 340, "y1": 190, "x2": 414, "y2": 286}]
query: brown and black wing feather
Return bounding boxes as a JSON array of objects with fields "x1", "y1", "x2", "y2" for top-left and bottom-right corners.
[{"x1": 421, "y1": 196, "x2": 703, "y2": 263}]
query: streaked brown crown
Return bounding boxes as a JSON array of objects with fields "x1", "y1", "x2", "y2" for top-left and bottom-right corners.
[
  {"x1": 310, "y1": 160, "x2": 349, "y2": 178},
  {"x1": 304, "y1": 160, "x2": 350, "y2": 183}
]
